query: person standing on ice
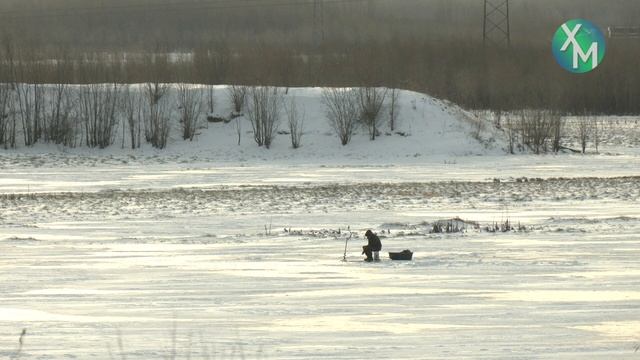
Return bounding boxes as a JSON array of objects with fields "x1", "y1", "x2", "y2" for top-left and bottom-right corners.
[{"x1": 362, "y1": 230, "x2": 382, "y2": 262}]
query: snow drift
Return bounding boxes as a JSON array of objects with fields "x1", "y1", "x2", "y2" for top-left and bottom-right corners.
[{"x1": 0, "y1": 85, "x2": 506, "y2": 163}]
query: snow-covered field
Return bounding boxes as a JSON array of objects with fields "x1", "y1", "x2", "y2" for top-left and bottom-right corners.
[{"x1": 1, "y1": 87, "x2": 639, "y2": 359}]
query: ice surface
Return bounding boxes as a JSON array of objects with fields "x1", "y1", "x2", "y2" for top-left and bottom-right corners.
[
  {"x1": 1, "y1": 176, "x2": 639, "y2": 358},
  {"x1": 1, "y1": 86, "x2": 639, "y2": 358}
]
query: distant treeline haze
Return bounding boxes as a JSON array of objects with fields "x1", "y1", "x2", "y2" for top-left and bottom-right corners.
[{"x1": 0, "y1": 0, "x2": 639, "y2": 114}]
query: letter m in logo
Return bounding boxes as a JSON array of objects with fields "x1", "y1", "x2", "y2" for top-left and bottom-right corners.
[{"x1": 560, "y1": 23, "x2": 599, "y2": 70}]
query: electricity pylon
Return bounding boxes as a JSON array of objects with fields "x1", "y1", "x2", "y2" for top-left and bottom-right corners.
[{"x1": 483, "y1": 0, "x2": 510, "y2": 47}]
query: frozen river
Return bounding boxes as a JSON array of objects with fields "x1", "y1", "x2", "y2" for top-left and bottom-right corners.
[{"x1": 1, "y1": 158, "x2": 640, "y2": 359}]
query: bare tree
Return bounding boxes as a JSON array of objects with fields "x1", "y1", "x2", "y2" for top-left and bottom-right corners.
[
  {"x1": 142, "y1": 79, "x2": 171, "y2": 149},
  {"x1": 470, "y1": 115, "x2": 485, "y2": 141},
  {"x1": 246, "y1": 86, "x2": 282, "y2": 149},
  {"x1": 591, "y1": 116, "x2": 600, "y2": 153},
  {"x1": 235, "y1": 116, "x2": 242, "y2": 146},
  {"x1": 143, "y1": 92, "x2": 171, "y2": 149},
  {"x1": 144, "y1": 81, "x2": 168, "y2": 108},
  {"x1": 550, "y1": 112, "x2": 564, "y2": 153},
  {"x1": 77, "y1": 83, "x2": 121, "y2": 148},
  {"x1": 388, "y1": 88, "x2": 400, "y2": 132},
  {"x1": 142, "y1": 52, "x2": 170, "y2": 148},
  {"x1": 577, "y1": 116, "x2": 589, "y2": 154},
  {"x1": 13, "y1": 47, "x2": 47, "y2": 147},
  {"x1": 0, "y1": 83, "x2": 13, "y2": 149},
  {"x1": 285, "y1": 96, "x2": 304, "y2": 149},
  {"x1": 504, "y1": 113, "x2": 517, "y2": 154},
  {"x1": 205, "y1": 84, "x2": 215, "y2": 115},
  {"x1": 121, "y1": 85, "x2": 143, "y2": 149},
  {"x1": 519, "y1": 109, "x2": 553, "y2": 154},
  {"x1": 228, "y1": 85, "x2": 247, "y2": 114},
  {"x1": 493, "y1": 109, "x2": 503, "y2": 129},
  {"x1": 358, "y1": 87, "x2": 387, "y2": 140},
  {"x1": 15, "y1": 83, "x2": 44, "y2": 146},
  {"x1": 322, "y1": 88, "x2": 359, "y2": 146},
  {"x1": 0, "y1": 37, "x2": 17, "y2": 149},
  {"x1": 41, "y1": 49, "x2": 77, "y2": 147},
  {"x1": 143, "y1": 49, "x2": 170, "y2": 105},
  {"x1": 177, "y1": 84, "x2": 203, "y2": 141},
  {"x1": 44, "y1": 84, "x2": 76, "y2": 147}
]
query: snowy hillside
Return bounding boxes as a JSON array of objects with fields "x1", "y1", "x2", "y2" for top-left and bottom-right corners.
[
  {"x1": 0, "y1": 85, "x2": 506, "y2": 163},
  {"x1": 182, "y1": 86, "x2": 505, "y2": 161}
]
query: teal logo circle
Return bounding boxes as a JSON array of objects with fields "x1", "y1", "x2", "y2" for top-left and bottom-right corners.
[{"x1": 552, "y1": 19, "x2": 606, "y2": 73}]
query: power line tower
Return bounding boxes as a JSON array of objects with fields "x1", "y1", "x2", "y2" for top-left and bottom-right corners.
[
  {"x1": 483, "y1": 0, "x2": 511, "y2": 47},
  {"x1": 313, "y1": 0, "x2": 324, "y2": 46}
]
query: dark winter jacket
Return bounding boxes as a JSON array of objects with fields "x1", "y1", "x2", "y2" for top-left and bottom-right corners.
[{"x1": 365, "y1": 230, "x2": 382, "y2": 252}]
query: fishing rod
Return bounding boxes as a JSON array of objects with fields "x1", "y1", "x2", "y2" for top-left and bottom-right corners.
[{"x1": 342, "y1": 229, "x2": 352, "y2": 262}]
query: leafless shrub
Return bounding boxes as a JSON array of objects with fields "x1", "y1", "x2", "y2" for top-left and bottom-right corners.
[
  {"x1": 144, "y1": 94, "x2": 171, "y2": 149},
  {"x1": 77, "y1": 83, "x2": 121, "y2": 148},
  {"x1": 504, "y1": 114, "x2": 518, "y2": 154},
  {"x1": 15, "y1": 83, "x2": 44, "y2": 146},
  {"x1": 121, "y1": 85, "x2": 143, "y2": 149},
  {"x1": 142, "y1": 80, "x2": 171, "y2": 149},
  {"x1": 550, "y1": 112, "x2": 564, "y2": 153},
  {"x1": 144, "y1": 81, "x2": 168, "y2": 107},
  {"x1": 234, "y1": 116, "x2": 242, "y2": 146},
  {"x1": 505, "y1": 110, "x2": 564, "y2": 154},
  {"x1": 484, "y1": 218, "x2": 525, "y2": 233},
  {"x1": 591, "y1": 116, "x2": 600, "y2": 153},
  {"x1": 519, "y1": 109, "x2": 552, "y2": 154},
  {"x1": 493, "y1": 109, "x2": 503, "y2": 129},
  {"x1": 322, "y1": 88, "x2": 359, "y2": 146},
  {"x1": 246, "y1": 86, "x2": 282, "y2": 149},
  {"x1": 177, "y1": 84, "x2": 203, "y2": 141},
  {"x1": 285, "y1": 97, "x2": 304, "y2": 149},
  {"x1": 44, "y1": 84, "x2": 76, "y2": 147},
  {"x1": 0, "y1": 83, "x2": 14, "y2": 149},
  {"x1": 388, "y1": 88, "x2": 400, "y2": 132},
  {"x1": 228, "y1": 85, "x2": 247, "y2": 114},
  {"x1": 205, "y1": 84, "x2": 215, "y2": 114},
  {"x1": 358, "y1": 87, "x2": 387, "y2": 140},
  {"x1": 464, "y1": 112, "x2": 487, "y2": 142},
  {"x1": 577, "y1": 116, "x2": 589, "y2": 154}
]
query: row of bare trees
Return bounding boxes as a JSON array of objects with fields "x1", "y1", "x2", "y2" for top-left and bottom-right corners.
[
  {"x1": 501, "y1": 110, "x2": 606, "y2": 154},
  {"x1": 239, "y1": 85, "x2": 397, "y2": 149},
  {"x1": 322, "y1": 87, "x2": 399, "y2": 146},
  {"x1": 503, "y1": 110, "x2": 563, "y2": 154},
  {"x1": 0, "y1": 84, "x2": 77, "y2": 149},
  {"x1": 576, "y1": 116, "x2": 603, "y2": 154},
  {"x1": 4, "y1": 82, "x2": 614, "y2": 154},
  {"x1": 229, "y1": 85, "x2": 306, "y2": 150},
  {"x1": 1, "y1": 82, "x2": 309, "y2": 151},
  {"x1": 519, "y1": 110, "x2": 563, "y2": 155},
  {"x1": 225, "y1": 85, "x2": 399, "y2": 150},
  {"x1": 0, "y1": 83, "x2": 210, "y2": 150}
]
